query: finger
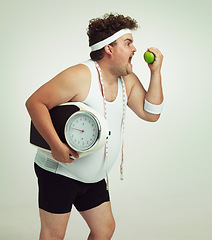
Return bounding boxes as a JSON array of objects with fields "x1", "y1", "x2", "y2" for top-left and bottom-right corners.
[
  {"x1": 147, "y1": 47, "x2": 156, "y2": 53},
  {"x1": 58, "y1": 157, "x2": 74, "y2": 163},
  {"x1": 68, "y1": 155, "x2": 75, "y2": 163},
  {"x1": 69, "y1": 150, "x2": 79, "y2": 159},
  {"x1": 147, "y1": 48, "x2": 158, "y2": 61},
  {"x1": 148, "y1": 47, "x2": 159, "y2": 52},
  {"x1": 154, "y1": 50, "x2": 163, "y2": 59},
  {"x1": 148, "y1": 48, "x2": 163, "y2": 59}
]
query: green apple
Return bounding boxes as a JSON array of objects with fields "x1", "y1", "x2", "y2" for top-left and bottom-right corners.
[{"x1": 144, "y1": 51, "x2": 155, "y2": 63}]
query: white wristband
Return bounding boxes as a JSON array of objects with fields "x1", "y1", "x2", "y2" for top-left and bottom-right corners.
[{"x1": 144, "y1": 99, "x2": 164, "y2": 114}]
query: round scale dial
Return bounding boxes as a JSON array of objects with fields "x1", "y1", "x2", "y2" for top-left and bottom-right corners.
[{"x1": 64, "y1": 111, "x2": 100, "y2": 152}]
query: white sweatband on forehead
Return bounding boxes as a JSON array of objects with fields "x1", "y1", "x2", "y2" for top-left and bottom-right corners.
[
  {"x1": 144, "y1": 99, "x2": 164, "y2": 114},
  {"x1": 90, "y1": 28, "x2": 132, "y2": 52}
]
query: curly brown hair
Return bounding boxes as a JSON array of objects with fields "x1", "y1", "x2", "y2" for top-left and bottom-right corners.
[{"x1": 87, "y1": 13, "x2": 139, "y2": 61}]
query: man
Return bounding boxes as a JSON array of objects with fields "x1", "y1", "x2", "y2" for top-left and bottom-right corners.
[{"x1": 26, "y1": 13, "x2": 163, "y2": 240}]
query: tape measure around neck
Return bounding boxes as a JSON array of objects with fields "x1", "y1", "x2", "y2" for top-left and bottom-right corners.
[{"x1": 94, "y1": 61, "x2": 126, "y2": 185}]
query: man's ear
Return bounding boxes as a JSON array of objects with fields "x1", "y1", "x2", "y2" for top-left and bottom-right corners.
[{"x1": 104, "y1": 45, "x2": 113, "y2": 56}]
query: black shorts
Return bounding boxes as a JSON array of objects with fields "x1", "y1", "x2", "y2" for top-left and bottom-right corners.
[{"x1": 34, "y1": 163, "x2": 110, "y2": 214}]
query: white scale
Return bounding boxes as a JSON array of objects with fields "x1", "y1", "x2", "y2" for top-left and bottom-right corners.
[{"x1": 30, "y1": 102, "x2": 109, "y2": 159}]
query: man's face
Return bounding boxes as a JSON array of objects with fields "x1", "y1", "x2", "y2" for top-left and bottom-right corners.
[{"x1": 110, "y1": 33, "x2": 136, "y2": 76}]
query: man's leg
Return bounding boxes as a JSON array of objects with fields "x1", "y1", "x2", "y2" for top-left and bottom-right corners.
[
  {"x1": 80, "y1": 201, "x2": 115, "y2": 240},
  {"x1": 34, "y1": 164, "x2": 76, "y2": 239},
  {"x1": 39, "y1": 209, "x2": 71, "y2": 240}
]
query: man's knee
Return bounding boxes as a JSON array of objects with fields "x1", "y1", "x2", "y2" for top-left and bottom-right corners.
[
  {"x1": 105, "y1": 218, "x2": 116, "y2": 238},
  {"x1": 91, "y1": 219, "x2": 116, "y2": 239},
  {"x1": 107, "y1": 219, "x2": 116, "y2": 238},
  {"x1": 40, "y1": 226, "x2": 66, "y2": 240}
]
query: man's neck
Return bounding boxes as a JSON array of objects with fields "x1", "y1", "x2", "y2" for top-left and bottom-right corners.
[{"x1": 96, "y1": 59, "x2": 118, "y2": 85}]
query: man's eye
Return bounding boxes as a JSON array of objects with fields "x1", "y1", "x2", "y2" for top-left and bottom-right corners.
[{"x1": 126, "y1": 42, "x2": 130, "y2": 46}]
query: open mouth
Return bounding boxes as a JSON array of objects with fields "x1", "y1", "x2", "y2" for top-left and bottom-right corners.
[{"x1": 128, "y1": 56, "x2": 133, "y2": 65}]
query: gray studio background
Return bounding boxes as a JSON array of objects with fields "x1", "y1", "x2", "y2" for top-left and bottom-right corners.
[{"x1": 0, "y1": 0, "x2": 211, "y2": 239}]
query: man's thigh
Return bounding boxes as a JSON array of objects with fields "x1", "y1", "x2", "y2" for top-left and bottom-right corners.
[{"x1": 39, "y1": 209, "x2": 71, "y2": 239}]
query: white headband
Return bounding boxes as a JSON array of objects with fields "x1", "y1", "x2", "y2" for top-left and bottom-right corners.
[{"x1": 90, "y1": 28, "x2": 132, "y2": 52}]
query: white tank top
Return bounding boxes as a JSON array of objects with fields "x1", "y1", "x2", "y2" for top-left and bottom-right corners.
[{"x1": 35, "y1": 59, "x2": 127, "y2": 183}]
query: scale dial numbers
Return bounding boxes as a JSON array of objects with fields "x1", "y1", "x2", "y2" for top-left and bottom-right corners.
[{"x1": 65, "y1": 111, "x2": 100, "y2": 152}]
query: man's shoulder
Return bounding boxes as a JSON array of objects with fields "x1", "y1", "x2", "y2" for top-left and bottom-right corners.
[
  {"x1": 123, "y1": 72, "x2": 139, "y2": 86},
  {"x1": 123, "y1": 72, "x2": 140, "y2": 95},
  {"x1": 63, "y1": 62, "x2": 91, "y2": 78}
]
